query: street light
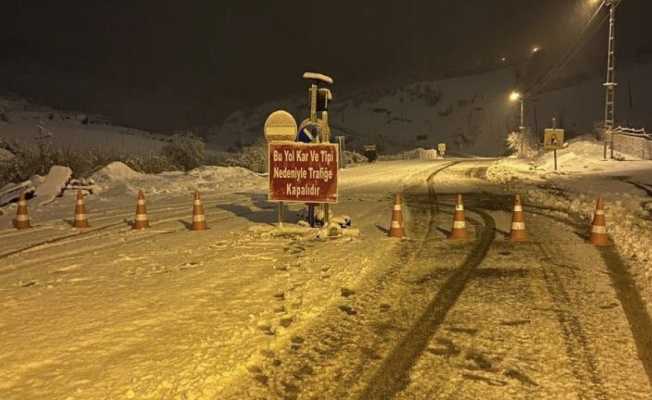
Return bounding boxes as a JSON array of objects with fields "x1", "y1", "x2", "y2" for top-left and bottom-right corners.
[
  {"x1": 510, "y1": 91, "x2": 526, "y2": 157},
  {"x1": 509, "y1": 91, "x2": 524, "y2": 131},
  {"x1": 531, "y1": 46, "x2": 541, "y2": 54}
]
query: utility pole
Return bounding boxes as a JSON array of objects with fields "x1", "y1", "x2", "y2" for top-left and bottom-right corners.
[
  {"x1": 519, "y1": 98, "x2": 526, "y2": 157},
  {"x1": 510, "y1": 91, "x2": 526, "y2": 157},
  {"x1": 603, "y1": 0, "x2": 621, "y2": 159}
]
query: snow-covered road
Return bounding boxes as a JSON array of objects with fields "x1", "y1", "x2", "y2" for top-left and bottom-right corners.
[{"x1": 0, "y1": 159, "x2": 650, "y2": 399}]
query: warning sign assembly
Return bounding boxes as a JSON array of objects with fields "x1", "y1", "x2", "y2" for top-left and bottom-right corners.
[{"x1": 268, "y1": 143, "x2": 338, "y2": 203}]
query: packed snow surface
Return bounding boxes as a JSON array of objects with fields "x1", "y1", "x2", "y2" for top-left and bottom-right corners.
[{"x1": 487, "y1": 137, "x2": 652, "y2": 311}]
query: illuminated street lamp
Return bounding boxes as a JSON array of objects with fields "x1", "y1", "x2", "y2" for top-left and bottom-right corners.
[
  {"x1": 510, "y1": 91, "x2": 526, "y2": 157},
  {"x1": 509, "y1": 91, "x2": 524, "y2": 131},
  {"x1": 531, "y1": 46, "x2": 541, "y2": 54}
]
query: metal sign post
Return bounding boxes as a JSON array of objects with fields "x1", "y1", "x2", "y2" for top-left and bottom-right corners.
[
  {"x1": 336, "y1": 136, "x2": 346, "y2": 169},
  {"x1": 302, "y1": 72, "x2": 334, "y2": 226},
  {"x1": 544, "y1": 129, "x2": 565, "y2": 171},
  {"x1": 264, "y1": 110, "x2": 299, "y2": 227}
]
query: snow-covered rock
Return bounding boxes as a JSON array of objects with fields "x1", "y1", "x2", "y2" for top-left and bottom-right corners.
[{"x1": 35, "y1": 165, "x2": 73, "y2": 206}]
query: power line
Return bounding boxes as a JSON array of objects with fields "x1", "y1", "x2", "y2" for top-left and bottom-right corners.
[{"x1": 526, "y1": 2, "x2": 609, "y2": 98}]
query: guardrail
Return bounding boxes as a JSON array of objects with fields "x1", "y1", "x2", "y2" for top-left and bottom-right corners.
[{"x1": 613, "y1": 127, "x2": 651, "y2": 139}]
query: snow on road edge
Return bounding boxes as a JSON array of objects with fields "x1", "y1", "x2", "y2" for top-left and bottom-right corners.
[{"x1": 486, "y1": 160, "x2": 652, "y2": 315}]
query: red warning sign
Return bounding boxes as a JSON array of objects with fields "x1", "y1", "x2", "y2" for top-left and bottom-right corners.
[{"x1": 268, "y1": 143, "x2": 338, "y2": 203}]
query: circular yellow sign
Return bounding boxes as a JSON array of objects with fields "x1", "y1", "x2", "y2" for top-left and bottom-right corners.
[{"x1": 264, "y1": 110, "x2": 297, "y2": 142}]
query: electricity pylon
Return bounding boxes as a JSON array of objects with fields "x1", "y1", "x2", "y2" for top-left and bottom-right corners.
[{"x1": 603, "y1": 0, "x2": 621, "y2": 159}]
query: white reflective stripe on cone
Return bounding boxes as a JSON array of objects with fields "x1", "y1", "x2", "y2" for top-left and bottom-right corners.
[
  {"x1": 453, "y1": 221, "x2": 466, "y2": 229},
  {"x1": 511, "y1": 222, "x2": 526, "y2": 230},
  {"x1": 76, "y1": 200, "x2": 84, "y2": 205},
  {"x1": 455, "y1": 205, "x2": 464, "y2": 211},
  {"x1": 137, "y1": 199, "x2": 146, "y2": 205},
  {"x1": 194, "y1": 200, "x2": 202, "y2": 206},
  {"x1": 18, "y1": 201, "x2": 27, "y2": 206},
  {"x1": 15, "y1": 214, "x2": 29, "y2": 222},
  {"x1": 391, "y1": 220, "x2": 401, "y2": 228},
  {"x1": 393, "y1": 205, "x2": 401, "y2": 211},
  {"x1": 193, "y1": 215, "x2": 206, "y2": 222},
  {"x1": 74, "y1": 214, "x2": 87, "y2": 220},
  {"x1": 592, "y1": 225, "x2": 607, "y2": 234},
  {"x1": 595, "y1": 210, "x2": 605, "y2": 216},
  {"x1": 513, "y1": 205, "x2": 523, "y2": 212},
  {"x1": 135, "y1": 214, "x2": 148, "y2": 221}
]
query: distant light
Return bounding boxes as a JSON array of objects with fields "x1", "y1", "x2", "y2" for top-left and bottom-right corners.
[
  {"x1": 531, "y1": 46, "x2": 541, "y2": 54},
  {"x1": 500, "y1": 57, "x2": 507, "y2": 63},
  {"x1": 509, "y1": 91, "x2": 522, "y2": 102}
]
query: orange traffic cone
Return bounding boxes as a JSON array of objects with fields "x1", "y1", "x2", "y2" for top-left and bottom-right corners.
[
  {"x1": 13, "y1": 192, "x2": 31, "y2": 230},
  {"x1": 72, "y1": 190, "x2": 90, "y2": 228},
  {"x1": 510, "y1": 194, "x2": 527, "y2": 242},
  {"x1": 389, "y1": 193, "x2": 405, "y2": 238},
  {"x1": 191, "y1": 191, "x2": 207, "y2": 231},
  {"x1": 590, "y1": 196, "x2": 609, "y2": 246},
  {"x1": 450, "y1": 194, "x2": 467, "y2": 240},
  {"x1": 133, "y1": 190, "x2": 150, "y2": 230}
]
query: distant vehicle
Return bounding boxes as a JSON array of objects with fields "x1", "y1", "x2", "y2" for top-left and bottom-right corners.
[{"x1": 363, "y1": 145, "x2": 378, "y2": 162}]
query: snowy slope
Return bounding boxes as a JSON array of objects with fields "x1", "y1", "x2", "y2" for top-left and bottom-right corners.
[
  {"x1": 0, "y1": 96, "x2": 167, "y2": 154},
  {"x1": 209, "y1": 61, "x2": 652, "y2": 157},
  {"x1": 209, "y1": 69, "x2": 517, "y2": 156}
]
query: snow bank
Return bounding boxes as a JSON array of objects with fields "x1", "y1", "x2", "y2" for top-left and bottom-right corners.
[
  {"x1": 486, "y1": 136, "x2": 634, "y2": 182},
  {"x1": 486, "y1": 136, "x2": 652, "y2": 309},
  {"x1": 92, "y1": 163, "x2": 265, "y2": 196},
  {"x1": 524, "y1": 188, "x2": 652, "y2": 296},
  {"x1": 92, "y1": 161, "x2": 143, "y2": 182}
]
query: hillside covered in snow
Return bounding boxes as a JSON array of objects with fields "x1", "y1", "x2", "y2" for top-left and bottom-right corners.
[
  {"x1": 209, "y1": 61, "x2": 652, "y2": 157},
  {"x1": 0, "y1": 95, "x2": 167, "y2": 154}
]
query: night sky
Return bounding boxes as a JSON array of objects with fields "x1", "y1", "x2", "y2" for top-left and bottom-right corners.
[{"x1": 1, "y1": 1, "x2": 651, "y2": 131}]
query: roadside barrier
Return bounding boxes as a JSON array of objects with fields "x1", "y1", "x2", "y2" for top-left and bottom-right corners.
[
  {"x1": 72, "y1": 190, "x2": 90, "y2": 228},
  {"x1": 191, "y1": 191, "x2": 207, "y2": 231},
  {"x1": 13, "y1": 192, "x2": 31, "y2": 230},
  {"x1": 389, "y1": 193, "x2": 405, "y2": 238},
  {"x1": 133, "y1": 190, "x2": 150, "y2": 230},
  {"x1": 450, "y1": 194, "x2": 467, "y2": 240},
  {"x1": 510, "y1": 194, "x2": 527, "y2": 242},
  {"x1": 590, "y1": 196, "x2": 609, "y2": 246}
]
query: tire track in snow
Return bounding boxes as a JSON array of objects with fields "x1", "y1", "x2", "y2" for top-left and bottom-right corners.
[
  {"x1": 520, "y1": 201, "x2": 652, "y2": 390},
  {"x1": 358, "y1": 199, "x2": 495, "y2": 399},
  {"x1": 0, "y1": 207, "x2": 241, "y2": 275},
  {"x1": 0, "y1": 192, "x2": 259, "y2": 266},
  {"x1": 235, "y1": 161, "x2": 461, "y2": 400}
]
